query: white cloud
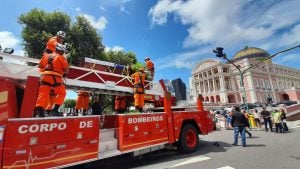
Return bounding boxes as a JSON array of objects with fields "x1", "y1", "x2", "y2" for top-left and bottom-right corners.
[
  {"x1": 149, "y1": 0, "x2": 300, "y2": 48},
  {"x1": 99, "y1": 6, "x2": 106, "y2": 12},
  {"x1": 0, "y1": 31, "x2": 19, "y2": 49},
  {"x1": 82, "y1": 14, "x2": 108, "y2": 31},
  {"x1": 105, "y1": 46, "x2": 124, "y2": 52},
  {"x1": 120, "y1": 5, "x2": 129, "y2": 14},
  {"x1": 155, "y1": 46, "x2": 212, "y2": 70},
  {"x1": 273, "y1": 54, "x2": 300, "y2": 65},
  {"x1": 279, "y1": 24, "x2": 300, "y2": 47},
  {"x1": 75, "y1": 7, "x2": 81, "y2": 12}
]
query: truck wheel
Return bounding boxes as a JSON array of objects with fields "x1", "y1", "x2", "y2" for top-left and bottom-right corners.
[{"x1": 177, "y1": 124, "x2": 199, "y2": 153}]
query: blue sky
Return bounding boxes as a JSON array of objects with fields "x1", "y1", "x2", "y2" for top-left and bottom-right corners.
[{"x1": 1, "y1": 0, "x2": 300, "y2": 93}]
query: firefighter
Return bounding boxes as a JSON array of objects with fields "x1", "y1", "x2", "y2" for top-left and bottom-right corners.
[
  {"x1": 34, "y1": 43, "x2": 69, "y2": 117},
  {"x1": 44, "y1": 88, "x2": 56, "y2": 116},
  {"x1": 144, "y1": 57, "x2": 155, "y2": 79},
  {"x1": 75, "y1": 91, "x2": 90, "y2": 115},
  {"x1": 131, "y1": 68, "x2": 146, "y2": 112},
  {"x1": 115, "y1": 95, "x2": 126, "y2": 113},
  {"x1": 44, "y1": 31, "x2": 66, "y2": 54}
]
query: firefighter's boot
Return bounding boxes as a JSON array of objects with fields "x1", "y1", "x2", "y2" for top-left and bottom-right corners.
[
  {"x1": 35, "y1": 106, "x2": 45, "y2": 117},
  {"x1": 52, "y1": 104, "x2": 61, "y2": 116}
]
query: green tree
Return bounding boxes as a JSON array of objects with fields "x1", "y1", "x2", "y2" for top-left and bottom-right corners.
[
  {"x1": 68, "y1": 16, "x2": 105, "y2": 65},
  {"x1": 104, "y1": 50, "x2": 137, "y2": 66},
  {"x1": 63, "y1": 99, "x2": 76, "y2": 108},
  {"x1": 18, "y1": 8, "x2": 71, "y2": 58}
]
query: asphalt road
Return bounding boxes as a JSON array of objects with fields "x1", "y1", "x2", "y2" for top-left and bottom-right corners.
[{"x1": 69, "y1": 122, "x2": 300, "y2": 169}]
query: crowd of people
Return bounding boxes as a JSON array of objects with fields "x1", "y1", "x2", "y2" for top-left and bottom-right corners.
[
  {"x1": 33, "y1": 31, "x2": 155, "y2": 117},
  {"x1": 212, "y1": 106, "x2": 289, "y2": 147}
]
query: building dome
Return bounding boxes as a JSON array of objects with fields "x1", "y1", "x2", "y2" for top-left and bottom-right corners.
[{"x1": 232, "y1": 46, "x2": 270, "y2": 61}]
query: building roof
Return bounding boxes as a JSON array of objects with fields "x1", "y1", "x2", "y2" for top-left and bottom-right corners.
[{"x1": 232, "y1": 46, "x2": 270, "y2": 61}]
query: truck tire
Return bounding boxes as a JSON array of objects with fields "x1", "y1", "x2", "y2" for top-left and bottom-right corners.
[{"x1": 177, "y1": 124, "x2": 199, "y2": 153}]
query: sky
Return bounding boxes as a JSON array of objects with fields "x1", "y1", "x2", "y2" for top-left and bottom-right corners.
[{"x1": 1, "y1": 0, "x2": 300, "y2": 91}]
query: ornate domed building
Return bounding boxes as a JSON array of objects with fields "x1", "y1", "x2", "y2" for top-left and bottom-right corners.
[{"x1": 189, "y1": 46, "x2": 300, "y2": 106}]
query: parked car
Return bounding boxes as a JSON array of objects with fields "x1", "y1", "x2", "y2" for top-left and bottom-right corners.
[
  {"x1": 275, "y1": 100, "x2": 297, "y2": 106},
  {"x1": 239, "y1": 103, "x2": 257, "y2": 110}
]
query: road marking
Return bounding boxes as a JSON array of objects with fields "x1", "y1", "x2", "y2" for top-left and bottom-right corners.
[
  {"x1": 170, "y1": 155, "x2": 210, "y2": 168},
  {"x1": 217, "y1": 166, "x2": 235, "y2": 169}
]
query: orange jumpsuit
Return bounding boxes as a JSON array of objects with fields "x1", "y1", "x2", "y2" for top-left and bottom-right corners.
[
  {"x1": 45, "y1": 89, "x2": 56, "y2": 111},
  {"x1": 145, "y1": 60, "x2": 155, "y2": 77},
  {"x1": 35, "y1": 52, "x2": 69, "y2": 108},
  {"x1": 115, "y1": 96, "x2": 126, "y2": 113},
  {"x1": 45, "y1": 36, "x2": 62, "y2": 53},
  {"x1": 75, "y1": 91, "x2": 90, "y2": 111},
  {"x1": 131, "y1": 71, "x2": 146, "y2": 110}
]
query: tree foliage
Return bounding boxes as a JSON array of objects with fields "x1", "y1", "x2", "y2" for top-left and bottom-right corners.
[
  {"x1": 18, "y1": 8, "x2": 71, "y2": 58},
  {"x1": 68, "y1": 16, "x2": 105, "y2": 65},
  {"x1": 63, "y1": 99, "x2": 76, "y2": 108}
]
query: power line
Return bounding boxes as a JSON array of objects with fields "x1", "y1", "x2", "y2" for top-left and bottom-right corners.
[{"x1": 223, "y1": 0, "x2": 278, "y2": 48}]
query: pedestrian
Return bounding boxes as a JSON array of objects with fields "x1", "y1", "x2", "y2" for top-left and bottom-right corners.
[
  {"x1": 231, "y1": 106, "x2": 248, "y2": 147},
  {"x1": 34, "y1": 44, "x2": 69, "y2": 117},
  {"x1": 272, "y1": 109, "x2": 283, "y2": 133},
  {"x1": 44, "y1": 31, "x2": 66, "y2": 54},
  {"x1": 253, "y1": 109, "x2": 261, "y2": 129},
  {"x1": 144, "y1": 57, "x2": 155, "y2": 80},
  {"x1": 131, "y1": 67, "x2": 146, "y2": 112},
  {"x1": 241, "y1": 109, "x2": 252, "y2": 138},
  {"x1": 260, "y1": 107, "x2": 273, "y2": 132},
  {"x1": 280, "y1": 108, "x2": 289, "y2": 132}
]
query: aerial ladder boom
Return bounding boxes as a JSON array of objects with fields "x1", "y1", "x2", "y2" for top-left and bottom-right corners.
[{"x1": 0, "y1": 52, "x2": 163, "y2": 96}]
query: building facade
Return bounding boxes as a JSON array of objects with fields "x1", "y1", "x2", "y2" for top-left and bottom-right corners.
[{"x1": 190, "y1": 46, "x2": 300, "y2": 105}]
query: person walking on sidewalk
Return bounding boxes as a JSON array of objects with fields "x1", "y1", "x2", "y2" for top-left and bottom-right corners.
[
  {"x1": 261, "y1": 107, "x2": 273, "y2": 132},
  {"x1": 253, "y1": 109, "x2": 261, "y2": 129},
  {"x1": 272, "y1": 109, "x2": 283, "y2": 133},
  {"x1": 280, "y1": 108, "x2": 289, "y2": 132},
  {"x1": 242, "y1": 109, "x2": 252, "y2": 138},
  {"x1": 231, "y1": 106, "x2": 248, "y2": 147}
]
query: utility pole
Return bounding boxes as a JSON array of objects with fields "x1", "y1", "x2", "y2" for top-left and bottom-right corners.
[{"x1": 213, "y1": 44, "x2": 300, "y2": 112}]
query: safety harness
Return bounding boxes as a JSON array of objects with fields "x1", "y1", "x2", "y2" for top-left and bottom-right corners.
[
  {"x1": 40, "y1": 54, "x2": 63, "y2": 87},
  {"x1": 133, "y1": 73, "x2": 144, "y2": 94}
]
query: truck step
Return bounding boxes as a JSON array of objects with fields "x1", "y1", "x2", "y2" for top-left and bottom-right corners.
[
  {"x1": 98, "y1": 149, "x2": 122, "y2": 159},
  {"x1": 99, "y1": 138, "x2": 118, "y2": 153},
  {"x1": 100, "y1": 128, "x2": 115, "y2": 141}
]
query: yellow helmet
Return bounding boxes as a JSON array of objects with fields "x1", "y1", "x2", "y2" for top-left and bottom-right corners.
[{"x1": 139, "y1": 67, "x2": 144, "y2": 72}]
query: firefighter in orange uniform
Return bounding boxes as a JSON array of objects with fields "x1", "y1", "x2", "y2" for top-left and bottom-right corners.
[
  {"x1": 144, "y1": 57, "x2": 155, "y2": 78},
  {"x1": 35, "y1": 44, "x2": 69, "y2": 117},
  {"x1": 75, "y1": 91, "x2": 90, "y2": 115},
  {"x1": 115, "y1": 95, "x2": 126, "y2": 113},
  {"x1": 44, "y1": 31, "x2": 66, "y2": 54},
  {"x1": 131, "y1": 68, "x2": 146, "y2": 112}
]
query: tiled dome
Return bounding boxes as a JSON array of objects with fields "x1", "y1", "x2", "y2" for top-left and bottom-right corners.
[{"x1": 233, "y1": 46, "x2": 270, "y2": 61}]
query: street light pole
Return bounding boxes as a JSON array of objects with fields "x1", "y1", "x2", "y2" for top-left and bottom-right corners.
[{"x1": 213, "y1": 44, "x2": 300, "y2": 112}]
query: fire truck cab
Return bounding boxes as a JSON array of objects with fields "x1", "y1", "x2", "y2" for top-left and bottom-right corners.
[{"x1": 0, "y1": 52, "x2": 214, "y2": 169}]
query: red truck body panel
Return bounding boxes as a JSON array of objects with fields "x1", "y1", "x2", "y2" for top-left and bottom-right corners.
[{"x1": 2, "y1": 117, "x2": 99, "y2": 169}]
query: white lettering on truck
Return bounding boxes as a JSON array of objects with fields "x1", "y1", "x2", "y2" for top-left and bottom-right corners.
[
  {"x1": 18, "y1": 122, "x2": 67, "y2": 134},
  {"x1": 128, "y1": 116, "x2": 164, "y2": 124}
]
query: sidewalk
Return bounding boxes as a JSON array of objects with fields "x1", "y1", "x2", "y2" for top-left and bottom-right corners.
[{"x1": 287, "y1": 120, "x2": 300, "y2": 129}]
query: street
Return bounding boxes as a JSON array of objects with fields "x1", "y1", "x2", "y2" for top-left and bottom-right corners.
[{"x1": 70, "y1": 121, "x2": 300, "y2": 169}]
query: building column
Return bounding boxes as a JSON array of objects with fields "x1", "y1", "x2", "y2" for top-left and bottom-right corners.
[{"x1": 212, "y1": 78, "x2": 216, "y2": 92}]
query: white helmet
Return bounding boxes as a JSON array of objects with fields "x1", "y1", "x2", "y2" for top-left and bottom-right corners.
[
  {"x1": 56, "y1": 43, "x2": 66, "y2": 53},
  {"x1": 57, "y1": 31, "x2": 66, "y2": 39},
  {"x1": 145, "y1": 57, "x2": 150, "y2": 60}
]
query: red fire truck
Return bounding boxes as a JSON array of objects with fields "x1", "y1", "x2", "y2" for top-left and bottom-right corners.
[{"x1": 0, "y1": 51, "x2": 214, "y2": 169}]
